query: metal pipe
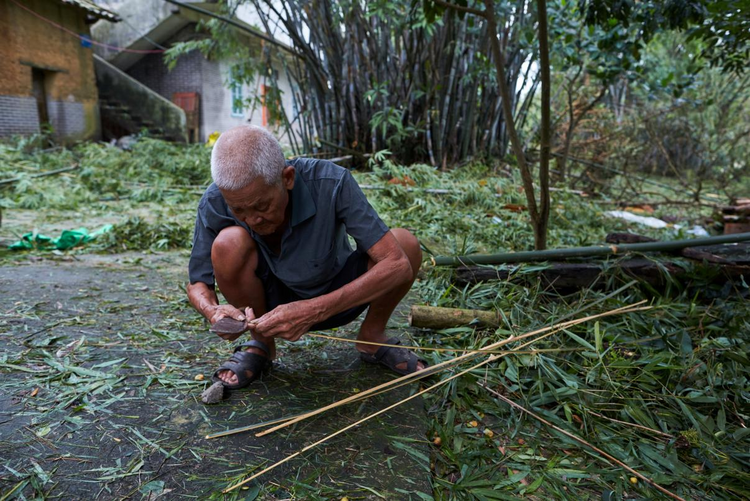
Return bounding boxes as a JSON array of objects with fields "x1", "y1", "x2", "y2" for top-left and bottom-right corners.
[{"x1": 433, "y1": 232, "x2": 750, "y2": 266}]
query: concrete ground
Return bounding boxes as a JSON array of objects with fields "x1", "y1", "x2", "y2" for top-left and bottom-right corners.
[{"x1": 0, "y1": 253, "x2": 432, "y2": 500}]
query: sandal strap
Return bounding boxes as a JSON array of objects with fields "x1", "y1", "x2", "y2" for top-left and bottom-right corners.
[
  {"x1": 361, "y1": 337, "x2": 428, "y2": 376},
  {"x1": 213, "y1": 348, "x2": 270, "y2": 389},
  {"x1": 234, "y1": 339, "x2": 269, "y2": 356},
  {"x1": 372, "y1": 337, "x2": 402, "y2": 361}
]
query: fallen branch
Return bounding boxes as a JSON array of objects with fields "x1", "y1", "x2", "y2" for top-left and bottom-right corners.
[
  {"x1": 0, "y1": 164, "x2": 79, "y2": 187},
  {"x1": 478, "y1": 383, "x2": 686, "y2": 501}
]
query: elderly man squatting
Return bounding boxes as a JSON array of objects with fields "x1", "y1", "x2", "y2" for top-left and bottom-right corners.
[{"x1": 186, "y1": 125, "x2": 426, "y2": 389}]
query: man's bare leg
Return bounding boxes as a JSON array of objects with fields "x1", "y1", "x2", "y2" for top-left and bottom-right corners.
[
  {"x1": 211, "y1": 226, "x2": 276, "y2": 384},
  {"x1": 356, "y1": 228, "x2": 424, "y2": 371}
]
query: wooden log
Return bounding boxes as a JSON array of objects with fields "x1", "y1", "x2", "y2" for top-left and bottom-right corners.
[{"x1": 408, "y1": 305, "x2": 499, "y2": 329}]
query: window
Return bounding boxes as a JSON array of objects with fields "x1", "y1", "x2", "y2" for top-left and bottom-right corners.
[{"x1": 230, "y1": 73, "x2": 243, "y2": 117}]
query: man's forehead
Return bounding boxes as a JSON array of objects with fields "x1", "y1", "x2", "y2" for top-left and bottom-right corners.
[{"x1": 221, "y1": 185, "x2": 274, "y2": 207}]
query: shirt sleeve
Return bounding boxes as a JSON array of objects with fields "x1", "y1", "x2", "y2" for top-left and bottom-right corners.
[
  {"x1": 334, "y1": 169, "x2": 390, "y2": 252},
  {"x1": 188, "y1": 191, "x2": 238, "y2": 285}
]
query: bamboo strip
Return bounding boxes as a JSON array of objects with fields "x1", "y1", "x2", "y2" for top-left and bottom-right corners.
[
  {"x1": 225, "y1": 352, "x2": 505, "y2": 493},
  {"x1": 306, "y1": 332, "x2": 582, "y2": 355},
  {"x1": 255, "y1": 302, "x2": 648, "y2": 438},
  {"x1": 478, "y1": 383, "x2": 686, "y2": 501},
  {"x1": 585, "y1": 410, "x2": 674, "y2": 439},
  {"x1": 223, "y1": 303, "x2": 648, "y2": 490},
  {"x1": 205, "y1": 413, "x2": 308, "y2": 440},
  {"x1": 210, "y1": 329, "x2": 563, "y2": 441}
]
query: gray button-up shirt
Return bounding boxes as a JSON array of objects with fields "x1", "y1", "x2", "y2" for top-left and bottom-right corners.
[{"x1": 189, "y1": 158, "x2": 389, "y2": 298}]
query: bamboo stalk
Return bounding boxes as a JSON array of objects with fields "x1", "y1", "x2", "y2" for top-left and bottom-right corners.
[
  {"x1": 478, "y1": 383, "x2": 686, "y2": 501},
  {"x1": 433, "y1": 232, "x2": 750, "y2": 266},
  {"x1": 210, "y1": 329, "x2": 570, "y2": 441},
  {"x1": 225, "y1": 351, "x2": 506, "y2": 493},
  {"x1": 306, "y1": 332, "x2": 579, "y2": 355},
  {"x1": 255, "y1": 302, "x2": 648, "y2": 438}
]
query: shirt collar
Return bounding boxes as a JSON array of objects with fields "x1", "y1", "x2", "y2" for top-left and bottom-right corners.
[{"x1": 289, "y1": 168, "x2": 316, "y2": 226}]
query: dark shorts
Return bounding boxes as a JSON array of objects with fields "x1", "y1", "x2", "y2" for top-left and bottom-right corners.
[{"x1": 255, "y1": 249, "x2": 371, "y2": 331}]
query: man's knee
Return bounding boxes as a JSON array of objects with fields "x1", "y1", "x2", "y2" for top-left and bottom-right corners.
[
  {"x1": 211, "y1": 226, "x2": 256, "y2": 271},
  {"x1": 391, "y1": 228, "x2": 422, "y2": 278}
]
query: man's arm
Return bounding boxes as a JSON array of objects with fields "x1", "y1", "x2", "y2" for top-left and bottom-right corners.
[{"x1": 250, "y1": 230, "x2": 411, "y2": 340}]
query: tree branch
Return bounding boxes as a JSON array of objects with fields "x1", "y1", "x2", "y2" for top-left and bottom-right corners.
[{"x1": 430, "y1": 0, "x2": 488, "y2": 18}]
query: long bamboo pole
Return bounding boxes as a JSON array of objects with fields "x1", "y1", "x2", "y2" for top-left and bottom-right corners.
[
  {"x1": 226, "y1": 351, "x2": 506, "y2": 493},
  {"x1": 433, "y1": 232, "x2": 750, "y2": 266},
  {"x1": 225, "y1": 304, "x2": 645, "y2": 494},
  {"x1": 213, "y1": 282, "x2": 639, "y2": 441},
  {"x1": 255, "y1": 302, "x2": 648, "y2": 438}
]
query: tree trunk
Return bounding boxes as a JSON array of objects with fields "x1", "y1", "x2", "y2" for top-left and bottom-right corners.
[{"x1": 535, "y1": 0, "x2": 551, "y2": 250}]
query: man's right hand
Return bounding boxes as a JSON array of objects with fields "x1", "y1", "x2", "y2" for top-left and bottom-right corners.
[{"x1": 208, "y1": 305, "x2": 253, "y2": 341}]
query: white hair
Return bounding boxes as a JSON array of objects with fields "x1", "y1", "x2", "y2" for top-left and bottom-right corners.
[{"x1": 210, "y1": 125, "x2": 286, "y2": 190}]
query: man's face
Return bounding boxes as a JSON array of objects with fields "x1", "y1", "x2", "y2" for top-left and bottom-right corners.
[{"x1": 221, "y1": 166, "x2": 295, "y2": 235}]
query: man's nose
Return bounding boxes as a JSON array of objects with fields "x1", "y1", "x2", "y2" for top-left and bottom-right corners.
[{"x1": 246, "y1": 215, "x2": 263, "y2": 226}]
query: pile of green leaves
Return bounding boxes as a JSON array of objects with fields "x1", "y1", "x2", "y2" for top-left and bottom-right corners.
[{"x1": 0, "y1": 136, "x2": 211, "y2": 211}]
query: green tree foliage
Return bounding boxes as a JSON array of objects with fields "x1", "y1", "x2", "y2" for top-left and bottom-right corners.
[{"x1": 579, "y1": 0, "x2": 750, "y2": 73}]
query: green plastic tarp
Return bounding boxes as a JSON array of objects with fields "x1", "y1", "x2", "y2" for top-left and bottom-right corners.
[{"x1": 9, "y1": 225, "x2": 113, "y2": 251}]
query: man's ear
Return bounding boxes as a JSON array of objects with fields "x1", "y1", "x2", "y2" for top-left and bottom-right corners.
[{"x1": 281, "y1": 166, "x2": 295, "y2": 190}]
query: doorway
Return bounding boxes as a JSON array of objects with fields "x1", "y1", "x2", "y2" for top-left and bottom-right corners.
[{"x1": 31, "y1": 68, "x2": 50, "y2": 131}]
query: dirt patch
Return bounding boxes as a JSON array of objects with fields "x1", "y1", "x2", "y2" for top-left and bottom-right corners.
[{"x1": 0, "y1": 257, "x2": 431, "y2": 499}]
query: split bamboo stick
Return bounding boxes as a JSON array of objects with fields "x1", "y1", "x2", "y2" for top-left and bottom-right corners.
[
  {"x1": 225, "y1": 351, "x2": 506, "y2": 493},
  {"x1": 210, "y1": 329, "x2": 564, "y2": 441},
  {"x1": 306, "y1": 332, "x2": 581, "y2": 355},
  {"x1": 224, "y1": 302, "x2": 649, "y2": 491},
  {"x1": 255, "y1": 301, "x2": 648, "y2": 438}
]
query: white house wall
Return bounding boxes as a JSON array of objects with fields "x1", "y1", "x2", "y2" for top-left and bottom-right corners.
[{"x1": 201, "y1": 58, "x2": 298, "y2": 148}]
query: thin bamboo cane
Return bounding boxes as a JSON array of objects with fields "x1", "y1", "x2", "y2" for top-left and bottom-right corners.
[
  {"x1": 213, "y1": 283, "x2": 642, "y2": 442},
  {"x1": 208, "y1": 329, "x2": 563, "y2": 441},
  {"x1": 205, "y1": 413, "x2": 308, "y2": 440},
  {"x1": 306, "y1": 332, "x2": 583, "y2": 355},
  {"x1": 225, "y1": 351, "x2": 506, "y2": 493},
  {"x1": 479, "y1": 383, "x2": 686, "y2": 501},
  {"x1": 255, "y1": 302, "x2": 648, "y2": 438},
  {"x1": 585, "y1": 410, "x2": 674, "y2": 439}
]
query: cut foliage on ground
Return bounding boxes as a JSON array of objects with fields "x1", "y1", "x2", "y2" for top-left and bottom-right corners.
[{"x1": 1, "y1": 137, "x2": 748, "y2": 500}]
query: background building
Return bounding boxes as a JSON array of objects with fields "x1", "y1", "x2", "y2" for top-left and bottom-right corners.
[{"x1": 91, "y1": 0, "x2": 300, "y2": 144}]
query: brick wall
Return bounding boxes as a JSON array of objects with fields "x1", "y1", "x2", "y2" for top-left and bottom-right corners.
[
  {"x1": 0, "y1": 0, "x2": 102, "y2": 141},
  {"x1": 127, "y1": 49, "x2": 204, "y2": 100},
  {"x1": 48, "y1": 100, "x2": 87, "y2": 138},
  {"x1": 0, "y1": 96, "x2": 40, "y2": 136},
  {"x1": 126, "y1": 24, "x2": 204, "y2": 101}
]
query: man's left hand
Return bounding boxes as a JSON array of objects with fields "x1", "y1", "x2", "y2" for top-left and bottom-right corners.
[{"x1": 248, "y1": 301, "x2": 320, "y2": 342}]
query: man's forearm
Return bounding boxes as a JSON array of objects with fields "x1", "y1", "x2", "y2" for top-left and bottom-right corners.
[
  {"x1": 187, "y1": 281, "x2": 220, "y2": 320},
  {"x1": 310, "y1": 254, "x2": 412, "y2": 323}
]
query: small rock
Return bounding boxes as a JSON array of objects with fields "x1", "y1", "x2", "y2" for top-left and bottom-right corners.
[{"x1": 201, "y1": 382, "x2": 225, "y2": 404}]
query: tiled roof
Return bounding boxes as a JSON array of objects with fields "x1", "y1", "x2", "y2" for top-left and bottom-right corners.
[{"x1": 58, "y1": 0, "x2": 120, "y2": 21}]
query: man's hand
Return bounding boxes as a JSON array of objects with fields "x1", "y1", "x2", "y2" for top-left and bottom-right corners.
[
  {"x1": 208, "y1": 305, "x2": 254, "y2": 341},
  {"x1": 248, "y1": 301, "x2": 319, "y2": 342}
]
